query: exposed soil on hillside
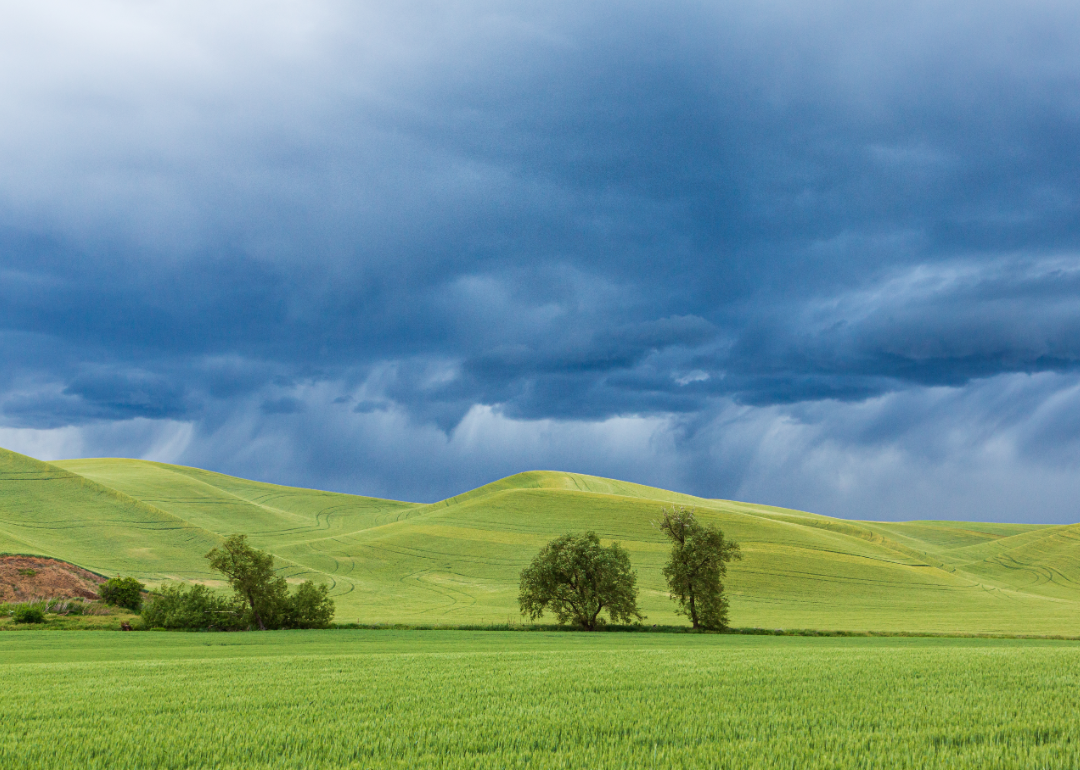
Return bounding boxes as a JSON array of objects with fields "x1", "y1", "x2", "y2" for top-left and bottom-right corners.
[{"x1": 0, "y1": 556, "x2": 104, "y2": 602}]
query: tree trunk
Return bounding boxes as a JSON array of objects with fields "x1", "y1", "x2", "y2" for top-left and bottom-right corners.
[
  {"x1": 688, "y1": 581, "x2": 698, "y2": 629},
  {"x1": 247, "y1": 593, "x2": 266, "y2": 630}
]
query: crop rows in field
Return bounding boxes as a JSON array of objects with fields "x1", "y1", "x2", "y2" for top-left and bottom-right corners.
[{"x1": 3, "y1": 632, "x2": 1080, "y2": 769}]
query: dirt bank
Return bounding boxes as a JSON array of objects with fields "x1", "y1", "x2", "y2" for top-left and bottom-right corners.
[{"x1": 0, "y1": 555, "x2": 105, "y2": 602}]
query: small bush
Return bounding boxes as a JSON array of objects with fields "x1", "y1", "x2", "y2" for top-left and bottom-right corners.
[
  {"x1": 284, "y1": 581, "x2": 335, "y2": 629},
  {"x1": 17, "y1": 568, "x2": 37, "y2": 577},
  {"x1": 13, "y1": 605, "x2": 46, "y2": 624},
  {"x1": 141, "y1": 584, "x2": 247, "y2": 631},
  {"x1": 100, "y1": 576, "x2": 146, "y2": 612}
]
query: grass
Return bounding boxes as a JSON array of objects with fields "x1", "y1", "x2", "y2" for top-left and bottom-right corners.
[
  {"x1": 2, "y1": 631, "x2": 1080, "y2": 768},
  {"x1": 0, "y1": 595, "x2": 135, "y2": 630},
  {"x1": 0, "y1": 610, "x2": 137, "y2": 630},
  {"x1": 1, "y1": 446, "x2": 1079, "y2": 633}
]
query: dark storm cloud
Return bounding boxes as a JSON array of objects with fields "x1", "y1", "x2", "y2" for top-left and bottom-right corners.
[
  {"x1": 3, "y1": 0, "x2": 1080, "y2": 516},
  {"x1": 2, "y1": 368, "x2": 187, "y2": 428},
  {"x1": 715, "y1": 257, "x2": 1080, "y2": 403},
  {"x1": 260, "y1": 396, "x2": 305, "y2": 415}
]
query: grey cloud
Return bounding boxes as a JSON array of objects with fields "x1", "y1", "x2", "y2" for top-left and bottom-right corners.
[
  {"x1": 351, "y1": 399, "x2": 389, "y2": 414},
  {"x1": 2, "y1": 1, "x2": 1080, "y2": 519},
  {"x1": 716, "y1": 258, "x2": 1080, "y2": 404},
  {"x1": 62, "y1": 369, "x2": 187, "y2": 419},
  {"x1": 11, "y1": 372, "x2": 1080, "y2": 523},
  {"x1": 464, "y1": 316, "x2": 716, "y2": 379},
  {"x1": 2, "y1": 369, "x2": 188, "y2": 428},
  {"x1": 260, "y1": 396, "x2": 305, "y2": 415}
]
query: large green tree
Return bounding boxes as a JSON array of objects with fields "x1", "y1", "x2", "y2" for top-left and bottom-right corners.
[
  {"x1": 518, "y1": 531, "x2": 643, "y2": 630},
  {"x1": 658, "y1": 506, "x2": 741, "y2": 630},
  {"x1": 206, "y1": 534, "x2": 287, "y2": 630},
  {"x1": 205, "y1": 534, "x2": 334, "y2": 630}
]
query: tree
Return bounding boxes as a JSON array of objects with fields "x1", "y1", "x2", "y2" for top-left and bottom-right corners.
[
  {"x1": 519, "y1": 531, "x2": 643, "y2": 630},
  {"x1": 99, "y1": 576, "x2": 145, "y2": 612},
  {"x1": 206, "y1": 535, "x2": 289, "y2": 630},
  {"x1": 205, "y1": 534, "x2": 335, "y2": 630},
  {"x1": 658, "y1": 506, "x2": 741, "y2": 630}
]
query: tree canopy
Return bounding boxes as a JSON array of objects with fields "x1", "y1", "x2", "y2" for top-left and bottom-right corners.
[
  {"x1": 518, "y1": 531, "x2": 643, "y2": 630},
  {"x1": 206, "y1": 534, "x2": 287, "y2": 630},
  {"x1": 201, "y1": 534, "x2": 335, "y2": 630},
  {"x1": 658, "y1": 506, "x2": 741, "y2": 630}
]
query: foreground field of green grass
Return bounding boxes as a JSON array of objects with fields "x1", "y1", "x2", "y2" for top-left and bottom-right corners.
[
  {"x1": 2, "y1": 446, "x2": 1080, "y2": 633},
  {"x1": 3, "y1": 631, "x2": 1079, "y2": 769}
]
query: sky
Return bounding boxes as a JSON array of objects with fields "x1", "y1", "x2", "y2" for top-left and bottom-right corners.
[{"x1": 2, "y1": 0, "x2": 1080, "y2": 522}]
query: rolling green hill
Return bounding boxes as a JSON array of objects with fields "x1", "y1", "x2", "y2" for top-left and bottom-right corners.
[{"x1": 2, "y1": 446, "x2": 1078, "y2": 633}]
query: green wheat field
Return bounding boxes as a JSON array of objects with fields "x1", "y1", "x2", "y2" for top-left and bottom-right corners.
[
  {"x1": 4, "y1": 631, "x2": 1080, "y2": 769},
  {"x1": 2, "y1": 446, "x2": 1079, "y2": 632}
]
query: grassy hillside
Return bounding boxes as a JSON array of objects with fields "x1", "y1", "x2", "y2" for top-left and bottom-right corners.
[
  {"x1": 0, "y1": 449, "x2": 223, "y2": 578},
  {"x1": 1, "y1": 447, "x2": 1077, "y2": 633}
]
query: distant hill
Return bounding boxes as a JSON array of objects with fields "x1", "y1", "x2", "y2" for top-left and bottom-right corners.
[{"x1": 1, "y1": 446, "x2": 1077, "y2": 633}]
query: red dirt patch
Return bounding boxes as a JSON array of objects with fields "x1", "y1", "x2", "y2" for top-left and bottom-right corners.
[{"x1": 0, "y1": 556, "x2": 105, "y2": 602}]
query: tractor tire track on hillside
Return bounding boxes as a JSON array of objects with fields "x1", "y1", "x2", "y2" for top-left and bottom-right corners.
[
  {"x1": 359, "y1": 541, "x2": 522, "y2": 569},
  {"x1": 396, "y1": 568, "x2": 466, "y2": 613},
  {"x1": 989, "y1": 554, "x2": 1080, "y2": 592},
  {"x1": 736, "y1": 566, "x2": 961, "y2": 590}
]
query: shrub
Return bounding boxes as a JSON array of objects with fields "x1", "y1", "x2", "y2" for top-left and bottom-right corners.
[
  {"x1": 99, "y1": 576, "x2": 146, "y2": 612},
  {"x1": 17, "y1": 567, "x2": 37, "y2": 577},
  {"x1": 141, "y1": 584, "x2": 247, "y2": 631},
  {"x1": 13, "y1": 605, "x2": 46, "y2": 624},
  {"x1": 284, "y1": 581, "x2": 335, "y2": 629}
]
